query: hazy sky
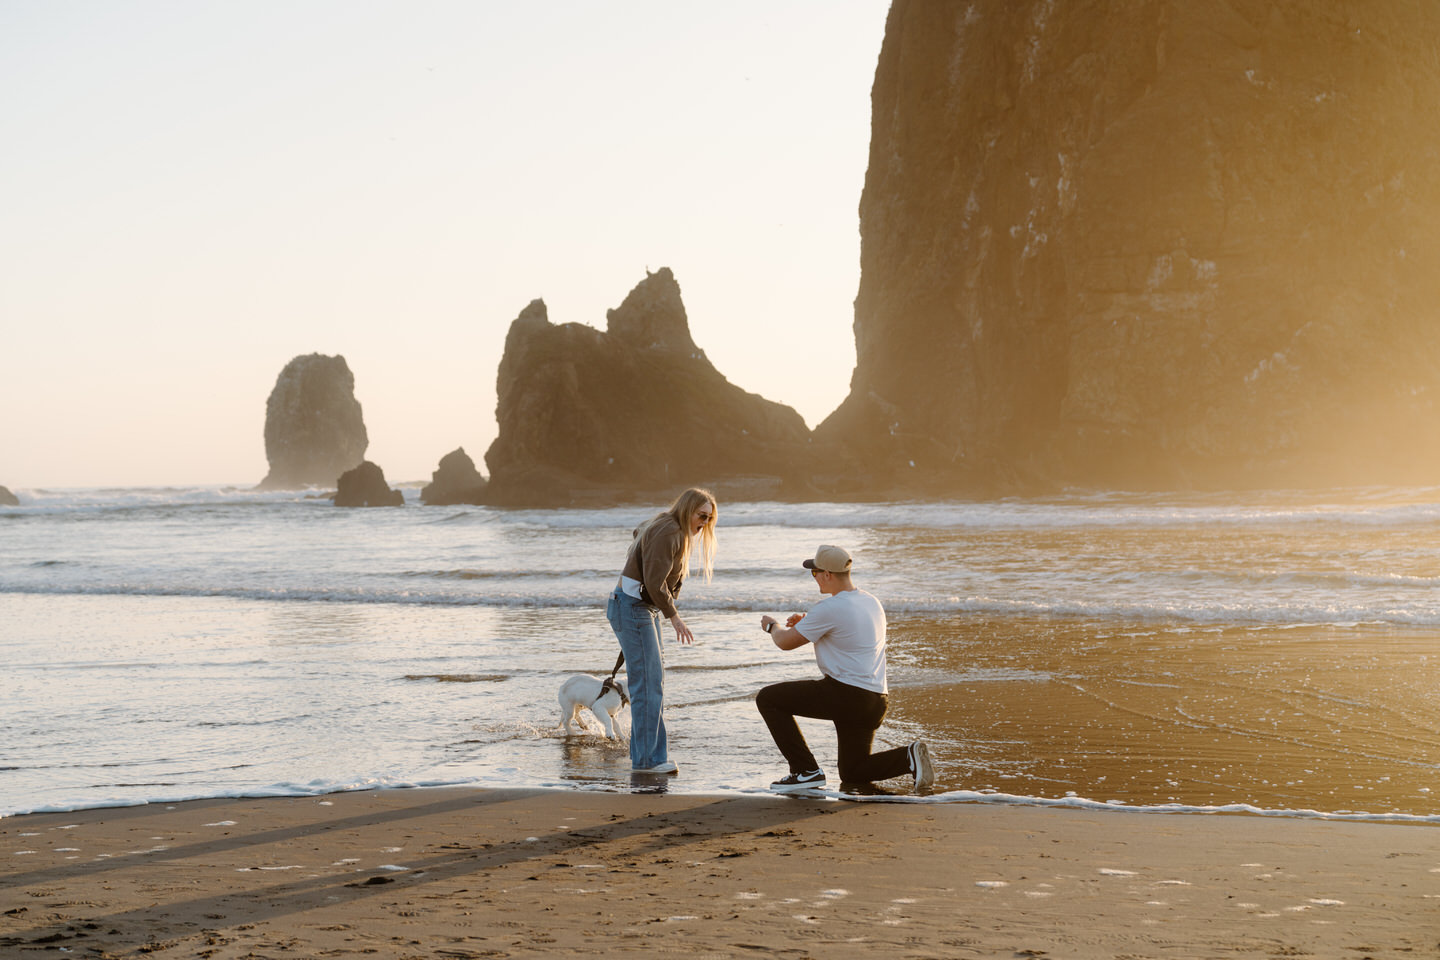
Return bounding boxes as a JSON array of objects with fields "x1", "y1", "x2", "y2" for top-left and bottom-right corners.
[{"x1": 0, "y1": 1, "x2": 888, "y2": 488}]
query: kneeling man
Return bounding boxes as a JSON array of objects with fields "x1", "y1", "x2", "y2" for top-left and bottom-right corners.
[{"x1": 757, "y1": 545, "x2": 936, "y2": 793}]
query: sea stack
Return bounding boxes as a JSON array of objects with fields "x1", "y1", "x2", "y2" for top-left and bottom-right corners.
[
  {"x1": 0, "y1": 485, "x2": 18, "y2": 507},
  {"x1": 333, "y1": 461, "x2": 404, "y2": 507},
  {"x1": 818, "y1": 0, "x2": 1440, "y2": 493},
  {"x1": 482, "y1": 269, "x2": 814, "y2": 506},
  {"x1": 420, "y1": 448, "x2": 488, "y2": 505},
  {"x1": 258, "y1": 354, "x2": 369, "y2": 490}
]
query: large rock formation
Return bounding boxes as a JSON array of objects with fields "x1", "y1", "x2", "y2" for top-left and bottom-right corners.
[
  {"x1": 420, "y1": 448, "x2": 488, "y2": 505},
  {"x1": 819, "y1": 0, "x2": 1440, "y2": 492},
  {"x1": 258, "y1": 354, "x2": 369, "y2": 490},
  {"x1": 0, "y1": 485, "x2": 17, "y2": 507},
  {"x1": 333, "y1": 461, "x2": 404, "y2": 507},
  {"x1": 483, "y1": 269, "x2": 814, "y2": 506}
]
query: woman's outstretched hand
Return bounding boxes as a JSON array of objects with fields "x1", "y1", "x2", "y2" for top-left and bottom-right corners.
[{"x1": 670, "y1": 615, "x2": 694, "y2": 645}]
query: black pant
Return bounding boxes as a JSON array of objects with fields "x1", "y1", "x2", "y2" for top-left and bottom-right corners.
[{"x1": 755, "y1": 675, "x2": 911, "y2": 784}]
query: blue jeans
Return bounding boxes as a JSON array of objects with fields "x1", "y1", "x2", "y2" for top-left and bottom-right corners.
[{"x1": 606, "y1": 590, "x2": 667, "y2": 768}]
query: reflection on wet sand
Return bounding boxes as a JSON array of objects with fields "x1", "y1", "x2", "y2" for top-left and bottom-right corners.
[
  {"x1": 556, "y1": 729, "x2": 635, "y2": 785},
  {"x1": 886, "y1": 615, "x2": 1440, "y2": 816}
]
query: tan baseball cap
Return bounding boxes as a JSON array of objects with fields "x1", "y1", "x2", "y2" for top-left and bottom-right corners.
[{"x1": 802, "y1": 544, "x2": 853, "y2": 573}]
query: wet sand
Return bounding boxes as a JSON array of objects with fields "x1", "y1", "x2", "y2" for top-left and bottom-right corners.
[
  {"x1": 886, "y1": 614, "x2": 1440, "y2": 816},
  {"x1": 2, "y1": 786, "x2": 1437, "y2": 958}
]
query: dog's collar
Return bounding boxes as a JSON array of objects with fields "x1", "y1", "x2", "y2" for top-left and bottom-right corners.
[{"x1": 596, "y1": 675, "x2": 629, "y2": 708}]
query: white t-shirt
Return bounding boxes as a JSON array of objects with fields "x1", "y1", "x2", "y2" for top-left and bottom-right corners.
[{"x1": 793, "y1": 588, "x2": 888, "y2": 694}]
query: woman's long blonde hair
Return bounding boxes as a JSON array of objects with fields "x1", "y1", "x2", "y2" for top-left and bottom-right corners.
[{"x1": 661, "y1": 487, "x2": 718, "y2": 583}]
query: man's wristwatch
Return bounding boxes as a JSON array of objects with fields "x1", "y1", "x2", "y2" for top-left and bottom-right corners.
[{"x1": 764, "y1": 622, "x2": 774, "y2": 634}]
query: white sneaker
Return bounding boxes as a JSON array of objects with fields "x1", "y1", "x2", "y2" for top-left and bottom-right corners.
[
  {"x1": 770, "y1": 769, "x2": 826, "y2": 793},
  {"x1": 634, "y1": 760, "x2": 678, "y2": 774},
  {"x1": 909, "y1": 741, "x2": 935, "y2": 791}
]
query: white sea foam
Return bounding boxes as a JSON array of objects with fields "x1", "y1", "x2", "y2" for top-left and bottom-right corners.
[
  {"x1": 10, "y1": 484, "x2": 1440, "y2": 530},
  {"x1": 11, "y1": 779, "x2": 1440, "y2": 824},
  {"x1": 8, "y1": 485, "x2": 1440, "y2": 627},
  {"x1": 727, "y1": 787, "x2": 1440, "y2": 823},
  {"x1": 5, "y1": 580, "x2": 1437, "y2": 628}
]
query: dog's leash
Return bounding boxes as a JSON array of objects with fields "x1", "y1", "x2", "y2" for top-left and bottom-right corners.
[{"x1": 594, "y1": 651, "x2": 629, "y2": 707}]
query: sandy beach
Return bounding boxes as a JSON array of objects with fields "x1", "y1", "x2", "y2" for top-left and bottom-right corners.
[{"x1": 2, "y1": 787, "x2": 1436, "y2": 959}]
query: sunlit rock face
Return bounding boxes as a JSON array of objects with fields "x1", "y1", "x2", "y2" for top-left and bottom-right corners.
[
  {"x1": 820, "y1": 0, "x2": 1440, "y2": 492},
  {"x1": 483, "y1": 269, "x2": 813, "y2": 506},
  {"x1": 258, "y1": 353, "x2": 369, "y2": 489}
]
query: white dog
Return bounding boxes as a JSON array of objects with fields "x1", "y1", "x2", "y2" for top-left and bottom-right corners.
[{"x1": 558, "y1": 674, "x2": 629, "y2": 740}]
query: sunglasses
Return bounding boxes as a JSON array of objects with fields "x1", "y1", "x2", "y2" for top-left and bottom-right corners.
[{"x1": 696, "y1": 512, "x2": 713, "y2": 523}]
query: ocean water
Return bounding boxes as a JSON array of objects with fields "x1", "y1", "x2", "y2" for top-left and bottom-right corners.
[{"x1": 2, "y1": 485, "x2": 1438, "y2": 821}]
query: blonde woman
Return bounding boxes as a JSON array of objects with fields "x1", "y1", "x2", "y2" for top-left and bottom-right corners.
[{"x1": 607, "y1": 487, "x2": 717, "y2": 774}]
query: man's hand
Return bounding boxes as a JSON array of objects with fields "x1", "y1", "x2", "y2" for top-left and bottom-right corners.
[{"x1": 760, "y1": 614, "x2": 810, "y2": 651}]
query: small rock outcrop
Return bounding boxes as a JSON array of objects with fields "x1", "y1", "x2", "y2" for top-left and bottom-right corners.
[
  {"x1": 0, "y1": 485, "x2": 18, "y2": 506},
  {"x1": 482, "y1": 268, "x2": 815, "y2": 506},
  {"x1": 333, "y1": 461, "x2": 404, "y2": 507},
  {"x1": 819, "y1": 0, "x2": 1440, "y2": 493},
  {"x1": 258, "y1": 354, "x2": 369, "y2": 489},
  {"x1": 420, "y1": 448, "x2": 488, "y2": 505}
]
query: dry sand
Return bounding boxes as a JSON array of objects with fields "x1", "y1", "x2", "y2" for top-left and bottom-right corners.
[{"x1": 2, "y1": 786, "x2": 1437, "y2": 958}]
